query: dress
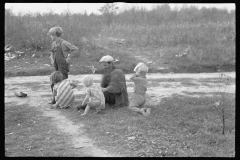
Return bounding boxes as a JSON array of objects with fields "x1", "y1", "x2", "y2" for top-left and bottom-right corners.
[
  {"x1": 85, "y1": 84, "x2": 105, "y2": 110},
  {"x1": 54, "y1": 79, "x2": 75, "y2": 108}
]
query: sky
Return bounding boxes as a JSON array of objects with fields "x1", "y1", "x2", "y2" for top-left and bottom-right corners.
[{"x1": 5, "y1": 3, "x2": 235, "y2": 15}]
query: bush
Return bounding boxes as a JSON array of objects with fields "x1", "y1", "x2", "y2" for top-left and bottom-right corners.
[{"x1": 5, "y1": 5, "x2": 235, "y2": 73}]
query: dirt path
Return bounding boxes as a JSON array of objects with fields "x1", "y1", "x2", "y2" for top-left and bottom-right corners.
[
  {"x1": 5, "y1": 72, "x2": 235, "y2": 157},
  {"x1": 5, "y1": 85, "x2": 117, "y2": 157}
]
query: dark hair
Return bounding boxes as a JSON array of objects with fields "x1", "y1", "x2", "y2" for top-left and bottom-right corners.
[
  {"x1": 55, "y1": 28, "x2": 62, "y2": 37},
  {"x1": 50, "y1": 71, "x2": 63, "y2": 84}
]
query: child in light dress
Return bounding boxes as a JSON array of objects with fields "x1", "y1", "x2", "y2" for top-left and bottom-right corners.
[
  {"x1": 79, "y1": 75, "x2": 105, "y2": 116},
  {"x1": 128, "y1": 62, "x2": 151, "y2": 116},
  {"x1": 50, "y1": 71, "x2": 77, "y2": 109}
]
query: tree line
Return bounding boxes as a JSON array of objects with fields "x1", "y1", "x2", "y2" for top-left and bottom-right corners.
[{"x1": 5, "y1": 4, "x2": 235, "y2": 51}]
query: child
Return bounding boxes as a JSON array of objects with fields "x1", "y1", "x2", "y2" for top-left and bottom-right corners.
[
  {"x1": 50, "y1": 71, "x2": 77, "y2": 109},
  {"x1": 47, "y1": 26, "x2": 78, "y2": 104},
  {"x1": 128, "y1": 62, "x2": 151, "y2": 116},
  {"x1": 79, "y1": 75, "x2": 105, "y2": 116}
]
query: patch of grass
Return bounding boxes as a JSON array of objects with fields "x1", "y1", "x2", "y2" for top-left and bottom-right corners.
[
  {"x1": 5, "y1": 103, "x2": 90, "y2": 157},
  {"x1": 59, "y1": 93, "x2": 235, "y2": 157},
  {"x1": 5, "y1": 46, "x2": 235, "y2": 78}
]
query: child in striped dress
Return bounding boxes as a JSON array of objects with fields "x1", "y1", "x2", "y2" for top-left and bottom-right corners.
[
  {"x1": 50, "y1": 71, "x2": 77, "y2": 109},
  {"x1": 80, "y1": 75, "x2": 105, "y2": 116},
  {"x1": 128, "y1": 62, "x2": 151, "y2": 116}
]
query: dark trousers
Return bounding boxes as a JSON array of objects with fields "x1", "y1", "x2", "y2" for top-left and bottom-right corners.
[
  {"x1": 104, "y1": 92, "x2": 116, "y2": 105},
  {"x1": 103, "y1": 91, "x2": 123, "y2": 105},
  {"x1": 51, "y1": 40, "x2": 69, "y2": 96}
]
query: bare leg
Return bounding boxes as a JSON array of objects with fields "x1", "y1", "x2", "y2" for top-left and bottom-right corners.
[
  {"x1": 81, "y1": 105, "x2": 90, "y2": 116},
  {"x1": 49, "y1": 84, "x2": 56, "y2": 104},
  {"x1": 51, "y1": 103, "x2": 60, "y2": 109},
  {"x1": 94, "y1": 109, "x2": 100, "y2": 114},
  {"x1": 129, "y1": 105, "x2": 141, "y2": 112}
]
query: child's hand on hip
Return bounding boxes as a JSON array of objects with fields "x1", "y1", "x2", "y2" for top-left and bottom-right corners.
[{"x1": 66, "y1": 57, "x2": 70, "y2": 64}]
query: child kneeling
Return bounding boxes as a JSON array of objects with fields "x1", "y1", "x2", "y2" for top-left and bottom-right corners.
[
  {"x1": 79, "y1": 75, "x2": 105, "y2": 116},
  {"x1": 50, "y1": 71, "x2": 77, "y2": 109},
  {"x1": 129, "y1": 62, "x2": 151, "y2": 116}
]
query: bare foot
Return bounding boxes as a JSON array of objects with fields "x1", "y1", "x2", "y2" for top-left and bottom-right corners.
[
  {"x1": 144, "y1": 108, "x2": 151, "y2": 116},
  {"x1": 143, "y1": 108, "x2": 148, "y2": 112},
  {"x1": 146, "y1": 108, "x2": 151, "y2": 114},
  {"x1": 139, "y1": 108, "x2": 145, "y2": 115},
  {"x1": 50, "y1": 104, "x2": 58, "y2": 109},
  {"x1": 81, "y1": 113, "x2": 86, "y2": 116},
  {"x1": 94, "y1": 110, "x2": 100, "y2": 114}
]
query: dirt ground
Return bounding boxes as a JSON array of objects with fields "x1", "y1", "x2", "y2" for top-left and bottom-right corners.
[{"x1": 4, "y1": 72, "x2": 235, "y2": 157}]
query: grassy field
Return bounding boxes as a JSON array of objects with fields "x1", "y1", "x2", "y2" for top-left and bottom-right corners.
[
  {"x1": 5, "y1": 102, "x2": 91, "y2": 157},
  {"x1": 5, "y1": 5, "x2": 235, "y2": 157},
  {"x1": 5, "y1": 93, "x2": 235, "y2": 157},
  {"x1": 73, "y1": 93, "x2": 235, "y2": 157},
  {"x1": 5, "y1": 74, "x2": 235, "y2": 157}
]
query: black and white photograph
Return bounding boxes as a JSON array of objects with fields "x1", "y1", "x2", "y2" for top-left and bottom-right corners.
[{"x1": 5, "y1": 2, "x2": 235, "y2": 157}]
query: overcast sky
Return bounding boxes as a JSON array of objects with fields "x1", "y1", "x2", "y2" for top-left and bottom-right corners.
[{"x1": 5, "y1": 3, "x2": 235, "y2": 15}]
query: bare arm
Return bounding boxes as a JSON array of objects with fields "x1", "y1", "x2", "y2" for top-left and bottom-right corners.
[
  {"x1": 82, "y1": 88, "x2": 90, "y2": 105},
  {"x1": 130, "y1": 73, "x2": 138, "y2": 81},
  {"x1": 130, "y1": 73, "x2": 143, "y2": 83},
  {"x1": 70, "y1": 82, "x2": 77, "y2": 89},
  {"x1": 50, "y1": 42, "x2": 55, "y2": 65},
  {"x1": 82, "y1": 95, "x2": 90, "y2": 105}
]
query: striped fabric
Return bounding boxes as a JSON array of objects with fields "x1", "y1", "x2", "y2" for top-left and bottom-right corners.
[{"x1": 54, "y1": 79, "x2": 75, "y2": 108}]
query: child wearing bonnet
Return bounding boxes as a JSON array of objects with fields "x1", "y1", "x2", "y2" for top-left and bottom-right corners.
[{"x1": 128, "y1": 62, "x2": 151, "y2": 116}]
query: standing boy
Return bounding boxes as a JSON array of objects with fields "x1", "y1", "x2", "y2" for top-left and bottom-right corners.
[{"x1": 48, "y1": 26, "x2": 78, "y2": 104}]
